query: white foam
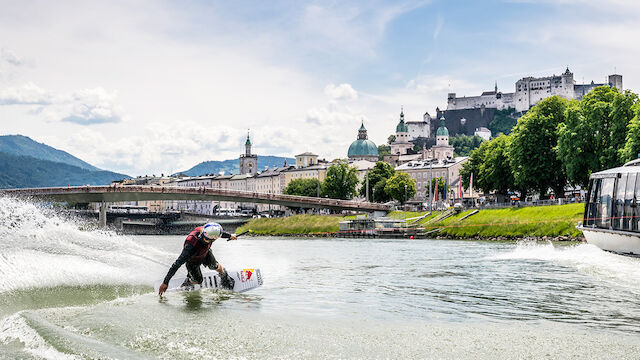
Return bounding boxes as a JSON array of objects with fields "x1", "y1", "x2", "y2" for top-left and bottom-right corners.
[
  {"x1": 0, "y1": 313, "x2": 79, "y2": 360},
  {"x1": 492, "y1": 241, "x2": 640, "y2": 291},
  {"x1": 0, "y1": 197, "x2": 171, "y2": 292}
]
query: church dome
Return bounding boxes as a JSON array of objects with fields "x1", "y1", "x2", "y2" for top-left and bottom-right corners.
[
  {"x1": 396, "y1": 109, "x2": 408, "y2": 133},
  {"x1": 436, "y1": 117, "x2": 449, "y2": 136},
  {"x1": 348, "y1": 139, "x2": 379, "y2": 157},
  {"x1": 348, "y1": 121, "x2": 378, "y2": 158}
]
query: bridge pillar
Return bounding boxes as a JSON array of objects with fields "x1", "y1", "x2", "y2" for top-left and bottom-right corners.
[{"x1": 99, "y1": 202, "x2": 108, "y2": 228}]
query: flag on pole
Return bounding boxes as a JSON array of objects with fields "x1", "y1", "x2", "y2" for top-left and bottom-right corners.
[
  {"x1": 443, "y1": 182, "x2": 447, "y2": 200},
  {"x1": 469, "y1": 173, "x2": 473, "y2": 197},
  {"x1": 458, "y1": 176, "x2": 462, "y2": 199},
  {"x1": 434, "y1": 180, "x2": 438, "y2": 202}
]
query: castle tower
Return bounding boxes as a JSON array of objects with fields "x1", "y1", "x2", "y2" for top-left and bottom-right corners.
[{"x1": 240, "y1": 131, "x2": 258, "y2": 175}]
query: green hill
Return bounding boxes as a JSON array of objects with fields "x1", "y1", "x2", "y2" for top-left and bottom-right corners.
[
  {"x1": 0, "y1": 151, "x2": 129, "y2": 188},
  {"x1": 0, "y1": 135, "x2": 98, "y2": 171}
]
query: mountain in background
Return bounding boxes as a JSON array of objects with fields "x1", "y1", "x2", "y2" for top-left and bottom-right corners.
[
  {"x1": 0, "y1": 135, "x2": 99, "y2": 171},
  {"x1": 0, "y1": 134, "x2": 130, "y2": 188},
  {"x1": 178, "y1": 155, "x2": 295, "y2": 176},
  {"x1": 0, "y1": 151, "x2": 129, "y2": 188}
]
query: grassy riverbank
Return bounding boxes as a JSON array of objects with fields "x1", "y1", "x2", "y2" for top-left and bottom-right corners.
[
  {"x1": 434, "y1": 203, "x2": 585, "y2": 238},
  {"x1": 236, "y1": 203, "x2": 585, "y2": 239},
  {"x1": 236, "y1": 214, "x2": 343, "y2": 235}
]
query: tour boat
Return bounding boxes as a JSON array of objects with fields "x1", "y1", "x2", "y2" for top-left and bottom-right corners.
[{"x1": 578, "y1": 158, "x2": 640, "y2": 256}]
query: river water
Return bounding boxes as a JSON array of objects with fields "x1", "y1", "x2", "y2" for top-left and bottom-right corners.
[{"x1": 1, "y1": 197, "x2": 640, "y2": 359}]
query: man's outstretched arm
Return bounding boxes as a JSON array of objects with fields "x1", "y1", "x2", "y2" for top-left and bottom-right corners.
[{"x1": 159, "y1": 243, "x2": 196, "y2": 295}]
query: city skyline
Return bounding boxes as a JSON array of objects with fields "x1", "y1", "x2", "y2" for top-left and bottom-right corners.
[{"x1": 0, "y1": 0, "x2": 638, "y2": 176}]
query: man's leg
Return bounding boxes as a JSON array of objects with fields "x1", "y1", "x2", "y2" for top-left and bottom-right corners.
[
  {"x1": 185, "y1": 262, "x2": 204, "y2": 285},
  {"x1": 202, "y1": 250, "x2": 219, "y2": 271}
]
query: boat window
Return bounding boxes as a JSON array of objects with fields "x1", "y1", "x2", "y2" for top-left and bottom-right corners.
[
  {"x1": 613, "y1": 174, "x2": 627, "y2": 230},
  {"x1": 585, "y1": 178, "x2": 598, "y2": 226},
  {"x1": 596, "y1": 177, "x2": 614, "y2": 228},
  {"x1": 625, "y1": 173, "x2": 636, "y2": 231}
]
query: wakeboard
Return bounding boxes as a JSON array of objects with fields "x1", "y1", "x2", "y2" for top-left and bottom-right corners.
[{"x1": 154, "y1": 268, "x2": 263, "y2": 294}]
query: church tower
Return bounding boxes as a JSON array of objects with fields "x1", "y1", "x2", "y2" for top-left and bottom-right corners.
[{"x1": 240, "y1": 131, "x2": 258, "y2": 175}]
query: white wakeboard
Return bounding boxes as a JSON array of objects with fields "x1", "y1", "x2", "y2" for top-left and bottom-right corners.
[{"x1": 154, "y1": 268, "x2": 263, "y2": 294}]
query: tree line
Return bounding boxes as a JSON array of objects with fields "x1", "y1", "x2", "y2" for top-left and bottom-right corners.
[
  {"x1": 283, "y1": 161, "x2": 418, "y2": 204},
  {"x1": 460, "y1": 86, "x2": 640, "y2": 201}
]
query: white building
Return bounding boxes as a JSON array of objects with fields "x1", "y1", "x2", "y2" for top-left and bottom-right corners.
[
  {"x1": 447, "y1": 68, "x2": 623, "y2": 112},
  {"x1": 474, "y1": 127, "x2": 491, "y2": 141},
  {"x1": 406, "y1": 111, "x2": 431, "y2": 141},
  {"x1": 395, "y1": 157, "x2": 469, "y2": 203}
]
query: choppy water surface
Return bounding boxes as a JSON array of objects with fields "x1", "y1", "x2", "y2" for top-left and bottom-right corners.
[{"x1": 1, "y1": 197, "x2": 640, "y2": 359}]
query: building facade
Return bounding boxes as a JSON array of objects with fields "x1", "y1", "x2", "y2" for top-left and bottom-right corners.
[
  {"x1": 446, "y1": 68, "x2": 623, "y2": 112},
  {"x1": 395, "y1": 157, "x2": 469, "y2": 203}
]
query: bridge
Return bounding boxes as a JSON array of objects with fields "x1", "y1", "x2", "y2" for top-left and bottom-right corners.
[{"x1": 1, "y1": 185, "x2": 391, "y2": 226}]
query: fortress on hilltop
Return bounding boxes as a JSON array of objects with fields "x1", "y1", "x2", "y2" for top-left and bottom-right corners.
[{"x1": 446, "y1": 68, "x2": 623, "y2": 113}]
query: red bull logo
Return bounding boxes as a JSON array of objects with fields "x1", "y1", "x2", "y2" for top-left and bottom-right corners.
[{"x1": 241, "y1": 268, "x2": 254, "y2": 282}]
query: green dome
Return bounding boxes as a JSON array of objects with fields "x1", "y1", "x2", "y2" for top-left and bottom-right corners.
[
  {"x1": 396, "y1": 109, "x2": 408, "y2": 133},
  {"x1": 436, "y1": 117, "x2": 449, "y2": 136},
  {"x1": 348, "y1": 139, "x2": 379, "y2": 157}
]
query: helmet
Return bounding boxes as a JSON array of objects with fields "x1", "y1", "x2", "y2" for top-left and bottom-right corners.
[{"x1": 202, "y1": 222, "x2": 222, "y2": 240}]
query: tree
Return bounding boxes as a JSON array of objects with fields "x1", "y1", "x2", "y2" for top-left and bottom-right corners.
[
  {"x1": 489, "y1": 107, "x2": 519, "y2": 135},
  {"x1": 387, "y1": 135, "x2": 396, "y2": 144},
  {"x1": 283, "y1": 178, "x2": 322, "y2": 197},
  {"x1": 508, "y1": 96, "x2": 568, "y2": 197},
  {"x1": 621, "y1": 104, "x2": 640, "y2": 162},
  {"x1": 427, "y1": 177, "x2": 446, "y2": 199},
  {"x1": 384, "y1": 172, "x2": 417, "y2": 204},
  {"x1": 478, "y1": 135, "x2": 514, "y2": 201},
  {"x1": 557, "y1": 87, "x2": 638, "y2": 186},
  {"x1": 377, "y1": 144, "x2": 390, "y2": 161},
  {"x1": 359, "y1": 162, "x2": 395, "y2": 201},
  {"x1": 460, "y1": 141, "x2": 488, "y2": 191},
  {"x1": 322, "y1": 161, "x2": 359, "y2": 199},
  {"x1": 373, "y1": 179, "x2": 392, "y2": 203},
  {"x1": 450, "y1": 134, "x2": 485, "y2": 156}
]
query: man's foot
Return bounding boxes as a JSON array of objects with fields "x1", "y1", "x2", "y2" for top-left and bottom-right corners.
[
  {"x1": 181, "y1": 277, "x2": 195, "y2": 290},
  {"x1": 219, "y1": 271, "x2": 235, "y2": 290}
]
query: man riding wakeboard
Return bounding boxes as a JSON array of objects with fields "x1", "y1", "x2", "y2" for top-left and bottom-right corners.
[{"x1": 158, "y1": 222, "x2": 237, "y2": 295}]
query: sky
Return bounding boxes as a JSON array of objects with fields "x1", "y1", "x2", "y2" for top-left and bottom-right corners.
[{"x1": 0, "y1": 0, "x2": 639, "y2": 176}]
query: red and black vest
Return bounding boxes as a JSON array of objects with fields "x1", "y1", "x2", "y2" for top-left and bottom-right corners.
[{"x1": 184, "y1": 226, "x2": 212, "y2": 264}]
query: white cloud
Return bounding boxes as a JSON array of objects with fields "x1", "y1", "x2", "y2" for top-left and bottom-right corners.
[
  {"x1": 324, "y1": 83, "x2": 358, "y2": 101},
  {"x1": 0, "y1": 83, "x2": 50, "y2": 105},
  {"x1": 1, "y1": 48, "x2": 27, "y2": 66},
  {"x1": 433, "y1": 15, "x2": 444, "y2": 39},
  {"x1": 60, "y1": 88, "x2": 124, "y2": 125}
]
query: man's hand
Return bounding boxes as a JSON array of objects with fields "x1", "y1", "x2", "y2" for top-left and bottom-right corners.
[
  {"x1": 228, "y1": 234, "x2": 238, "y2": 241},
  {"x1": 158, "y1": 283, "x2": 168, "y2": 296}
]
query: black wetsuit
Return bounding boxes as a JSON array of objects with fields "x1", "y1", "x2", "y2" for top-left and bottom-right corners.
[{"x1": 163, "y1": 228, "x2": 231, "y2": 285}]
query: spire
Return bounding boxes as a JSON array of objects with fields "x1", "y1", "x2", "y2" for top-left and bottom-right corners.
[
  {"x1": 358, "y1": 120, "x2": 368, "y2": 140},
  {"x1": 245, "y1": 129, "x2": 252, "y2": 156},
  {"x1": 494, "y1": 81, "x2": 498, "y2": 93}
]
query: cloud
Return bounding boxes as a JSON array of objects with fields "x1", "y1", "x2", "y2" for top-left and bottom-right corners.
[
  {"x1": 1, "y1": 48, "x2": 27, "y2": 66},
  {"x1": 324, "y1": 83, "x2": 358, "y2": 101},
  {"x1": 0, "y1": 83, "x2": 50, "y2": 105},
  {"x1": 0, "y1": 84, "x2": 124, "y2": 124},
  {"x1": 60, "y1": 88, "x2": 124, "y2": 125},
  {"x1": 433, "y1": 15, "x2": 444, "y2": 39}
]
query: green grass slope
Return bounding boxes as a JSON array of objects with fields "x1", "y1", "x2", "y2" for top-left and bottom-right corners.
[
  {"x1": 434, "y1": 203, "x2": 585, "y2": 238},
  {"x1": 237, "y1": 215, "x2": 344, "y2": 235}
]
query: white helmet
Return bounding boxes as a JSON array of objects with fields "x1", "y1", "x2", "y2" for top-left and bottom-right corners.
[{"x1": 202, "y1": 222, "x2": 222, "y2": 240}]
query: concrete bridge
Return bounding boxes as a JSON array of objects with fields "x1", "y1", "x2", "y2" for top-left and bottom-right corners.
[{"x1": 1, "y1": 185, "x2": 391, "y2": 225}]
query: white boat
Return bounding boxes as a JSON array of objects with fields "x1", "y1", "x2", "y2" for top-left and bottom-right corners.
[{"x1": 578, "y1": 158, "x2": 640, "y2": 255}]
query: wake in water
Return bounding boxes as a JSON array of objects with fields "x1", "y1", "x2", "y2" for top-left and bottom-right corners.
[
  {"x1": 0, "y1": 197, "x2": 170, "y2": 293},
  {"x1": 491, "y1": 240, "x2": 640, "y2": 292}
]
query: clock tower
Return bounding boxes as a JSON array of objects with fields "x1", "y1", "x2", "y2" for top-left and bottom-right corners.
[{"x1": 239, "y1": 131, "x2": 258, "y2": 175}]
